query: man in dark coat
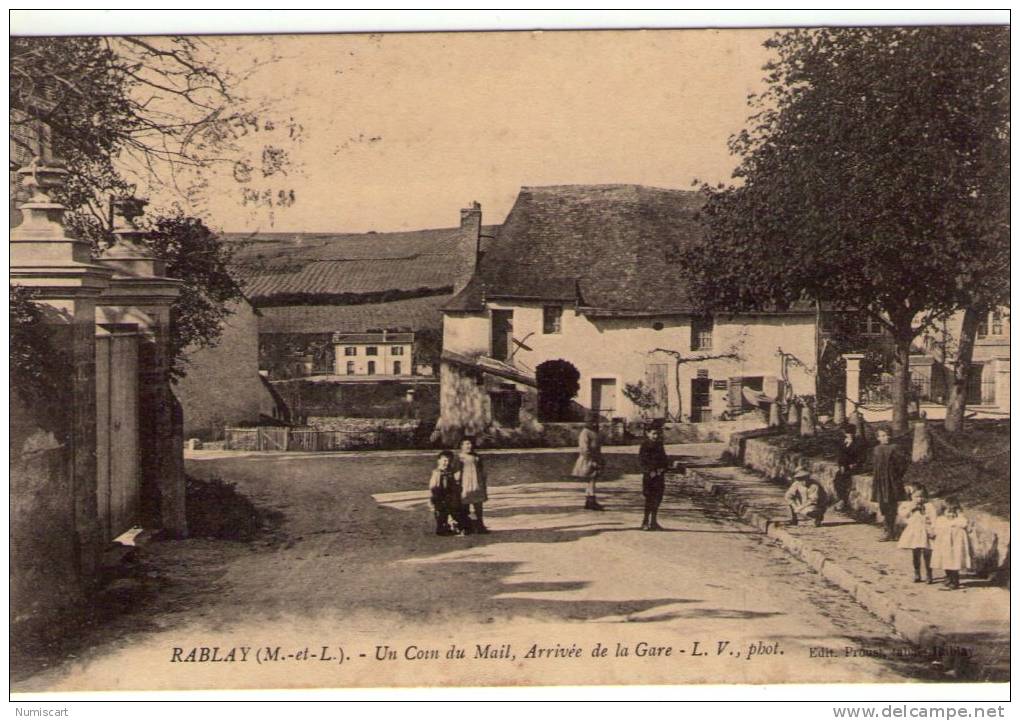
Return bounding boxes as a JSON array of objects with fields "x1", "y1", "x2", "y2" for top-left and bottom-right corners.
[
  {"x1": 835, "y1": 425, "x2": 864, "y2": 510},
  {"x1": 638, "y1": 422, "x2": 683, "y2": 530},
  {"x1": 871, "y1": 426, "x2": 908, "y2": 541}
]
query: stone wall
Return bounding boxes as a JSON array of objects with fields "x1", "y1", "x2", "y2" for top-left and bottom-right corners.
[
  {"x1": 176, "y1": 299, "x2": 273, "y2": 440},
  {"x1": 736, "y1": 435, "x2": 1007, "y2": 575},
  {"x1": 10, "y1": 389, "x2": 84, "y2": 642}
]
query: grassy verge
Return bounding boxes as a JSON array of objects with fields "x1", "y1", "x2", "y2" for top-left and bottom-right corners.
[{"x1": 768, "y1": 420, "x2": 1009, "y2": 519}]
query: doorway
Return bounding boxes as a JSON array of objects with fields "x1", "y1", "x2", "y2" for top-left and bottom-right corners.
[
  {"x1": 591, "y1": 378, "x2": 617, "y2": 421},
  {"x1": 690, "y1": 377, "x2": 712, "y2": 422}
]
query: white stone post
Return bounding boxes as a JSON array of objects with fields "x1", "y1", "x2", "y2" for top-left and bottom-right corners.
[
  {"x1": 843, "y1": 353, "x2": 865, "y2": 409},
  {"x1": 994, "y1": 357, "x2": 1010, "y2": 414}
]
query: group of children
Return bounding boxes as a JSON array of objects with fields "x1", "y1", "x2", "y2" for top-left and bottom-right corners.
[
  {"x1": 787, "y1": 423, "x2": 976, "y2": 591},
  {"x1": 897, "y1": 484, "x2": 973, "y2": 590},
  {"x1": 428, "y1": 420, "x2": 683, "y2": 536},
  {"x1": 427, "y1": 436, "x2": 489, "y2": 536}
]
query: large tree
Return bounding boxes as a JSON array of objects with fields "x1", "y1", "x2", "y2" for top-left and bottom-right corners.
[
  {"x1": 679, "y1": 27, "x2": 1009, "y2": 433},
  {"x1": 10, "y1": 35, "x2": 261, "y2": 376}
]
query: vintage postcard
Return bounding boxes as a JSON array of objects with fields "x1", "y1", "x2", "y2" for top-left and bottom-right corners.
[{"x1": 9, "y1": 13, "x2": 1010, "y2": 699}]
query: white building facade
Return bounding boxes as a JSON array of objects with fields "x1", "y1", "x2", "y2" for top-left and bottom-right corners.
[
  {"x1": 333, "y1": 331, "x2": 414, "y2": 376},
  {"x1": 436, "y1": 184, "x2": 820, "y2": 440}
]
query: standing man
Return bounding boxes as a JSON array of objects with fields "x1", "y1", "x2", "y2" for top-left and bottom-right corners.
[
  {"x1": 871, "y1": 426, "x2": 908, "y2": 541},
  {"x1": 639, "y1": 421, "x2": 683, "y2": 530},
  {"x1": 572, "y1": 412, "x2": 605, "y2": 510}
]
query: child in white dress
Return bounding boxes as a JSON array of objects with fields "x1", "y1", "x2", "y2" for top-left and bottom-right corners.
[
  {"x1": 897, "y1": 484, "x2": 936, "y2": 583},
  {"x1": 457, "y1": 436, "x2": 489, "y2": 534},
  {"x1": 930, "y1": 496, "x2": 973, "y2": 590}
]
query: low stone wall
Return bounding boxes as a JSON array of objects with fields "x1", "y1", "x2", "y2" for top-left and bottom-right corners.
[
  {"x1": 306, "y1": 416, "x2": 421, "y2": 433},
  {"x1": 737, "y1": 435, "x2": 1007, "y2": 575}
]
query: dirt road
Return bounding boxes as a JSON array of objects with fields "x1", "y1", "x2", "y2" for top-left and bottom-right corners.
[{"x1": 13, "y1": 445, "x2": 939, "y2": 691}]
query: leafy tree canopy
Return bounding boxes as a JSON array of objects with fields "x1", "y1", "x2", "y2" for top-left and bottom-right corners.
[{"x1": 683, "y1": 27, "x2": 1009, "y2": 333}]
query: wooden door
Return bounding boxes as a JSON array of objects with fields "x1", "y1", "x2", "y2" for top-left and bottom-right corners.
[
  {"x1": 644, "y1": 363, "x2": 669, "y2": 418},
  {"x1": 591, "y1": 378, "x2": 617, "y2": 419},
  {"x1": 690, "y1": 377, "x2": 712, "y2": 422}
]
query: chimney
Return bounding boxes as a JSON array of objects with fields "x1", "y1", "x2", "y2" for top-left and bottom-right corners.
[{"x1": 455, "y1": 201, "x2": 482, "y2": 295}]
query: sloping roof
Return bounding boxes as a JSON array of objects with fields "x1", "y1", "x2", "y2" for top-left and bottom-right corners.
[
  {"x1": 257, "y1": 295, "x2": 451, "y2": 335},
  {"x1": 227, "y1": 226, "x2": 499, "y2": 302},
  {"x1": 445, "y1": 185, "x2": 706, "y2": 313},
  {"x1": 333, "y1": 332, "x2": 414, "y2": 344}
]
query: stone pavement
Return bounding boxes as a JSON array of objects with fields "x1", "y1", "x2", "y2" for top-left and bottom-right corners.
[{"x1": 680, "y1": 460, "x2": 1010, "y2": 681}]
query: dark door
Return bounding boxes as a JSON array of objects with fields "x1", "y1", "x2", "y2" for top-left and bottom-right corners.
[
  {"x1": 491, "y1": 310, "x2": 514, "y2": 361},
  {"x1": 690, "y1": 377, "x2": 712, "y2": 422}
]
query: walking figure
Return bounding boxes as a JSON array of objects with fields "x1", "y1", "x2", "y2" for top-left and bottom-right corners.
[
  {"x1": 639, "y1": 422, "x2": 682, "y2": 530},
  {"x1": 572, "y1": 413, "x2": 605, "y2": 510},
  {"x1": 871, "y1": 426, "x2": 908, "y2": 541}
]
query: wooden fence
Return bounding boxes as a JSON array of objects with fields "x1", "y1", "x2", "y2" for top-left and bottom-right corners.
[{"x1": 223, "y1": 425, "x2": 418, "y2": 452}]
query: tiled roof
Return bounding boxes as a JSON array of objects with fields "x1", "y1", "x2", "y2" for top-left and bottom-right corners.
[
  {"x1": 333, "y1": 332, "x2": 414, "y2": 344},
  {"x1": 227, "y1": 226, "x2": 499, "y2": 302},
  {"x1": 257, "y1": 295, "x2": 451, "y2": 335},
  {"x1": 445, "y1": 185, "x2": 708, "y2": 313}
]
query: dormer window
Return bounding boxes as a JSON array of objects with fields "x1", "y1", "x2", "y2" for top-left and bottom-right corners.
[{"x1": 543, "y1": 305, "x2": 563, "y2": 334}]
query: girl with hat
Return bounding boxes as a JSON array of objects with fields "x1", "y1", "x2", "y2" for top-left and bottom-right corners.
[{"x1": 572, "y1": 413, "x2": 605, "y2": 510}]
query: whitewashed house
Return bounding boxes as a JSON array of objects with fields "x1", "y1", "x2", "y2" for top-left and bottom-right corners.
[
  {"x1": 333, "y1": 331, "x2": 414, "y2": 376},
  {"x1": 436, "y1": 184, "x2": 819, "y2": 440}
]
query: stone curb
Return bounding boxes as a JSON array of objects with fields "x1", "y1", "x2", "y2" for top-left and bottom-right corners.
[{"x1": 680, "y1": 470, "x2": 949, "y2": 653}]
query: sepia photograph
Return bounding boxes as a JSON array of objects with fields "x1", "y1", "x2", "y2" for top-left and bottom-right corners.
[{"x1": 8, "y1": 10, "x2": 1010, "y2": 703}]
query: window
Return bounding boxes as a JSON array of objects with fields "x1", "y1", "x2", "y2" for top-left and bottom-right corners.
[
  {"x1": 393, "y1": 361, "x2": 402, "y2": 375},
  {"x1": 858, "y1": 314, "x2": 883, "y2": 336},
  {"x1": 344, "y1": 346, "x2": 357, "y2": 356},
  {"x1": 391, "y1": 346, "x2": 404, "y2": 356},
  {"x1": 366, "y1": 346, "x2": 378, "y2": 356},
  {"x1": 691, "y1": 316, "x2": 713, "y2": 351},
  {"x1": 992, "y1": 310, "x2": 1004, "y2": 336},
  {"x1": 346, "y1": 361, "x2": 355, "y2": 374},
  {"x1": 542, "y1": 305, "x2": 562, "y2": 334},
  {"x1": 491, "y1": 310, "x2": 514, "y2": 361},
  {"x1": 367, "y1": 360, "x2": 376, "y2": 374}
]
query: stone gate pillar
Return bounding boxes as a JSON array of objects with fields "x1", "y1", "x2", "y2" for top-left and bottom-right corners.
[
  {"x1": 97, "y1": 198, "x2": 185, "y2": 536},
  {"x1": 10, "y1": 160, "x2": 113, "y2": 612}
]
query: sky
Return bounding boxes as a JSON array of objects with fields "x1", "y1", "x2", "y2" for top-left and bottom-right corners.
[{"x1": 142, "y1": 29, "x2": 776, "y2": 234}]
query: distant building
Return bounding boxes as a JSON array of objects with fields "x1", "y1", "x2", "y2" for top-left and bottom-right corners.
[
  {"x1": 230, "y1": 203, "x2": 496, "y2": 380},
  {"x1": 333, "y1": 331, "x2": 414, "y2": 376}
]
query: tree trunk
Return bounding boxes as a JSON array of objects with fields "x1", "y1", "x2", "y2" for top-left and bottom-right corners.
[
  {"x1": 890, "y1": 334, "x2": 912, "y2": 436},
  {"x1": 944, "y1": 306, "x2": 982, "y2": 432}
]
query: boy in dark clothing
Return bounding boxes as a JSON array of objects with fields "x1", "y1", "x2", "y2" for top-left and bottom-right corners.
[
  {"x1": 871, "y1": 426, "x2": 908, "y2": 541},
  {"x1": 429, "y1": 450, "x2": 465, "y2": 536},
  {"x1": 835, "y1": 425, "x2": 863, "y2": 510},
  {"x1": 638, "y1": 424, "x2": 684, "y2": 530}
]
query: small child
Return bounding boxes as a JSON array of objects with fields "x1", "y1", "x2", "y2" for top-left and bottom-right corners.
[
  {"x1": 896, "y1": 484, "x2": 936, "y2": 583},
  {"x1": 930, "y1": 496, "x2": 973, "y2": 590},
  {"x1": 457, "y1": 436, "x2": 489, "y2": 534},
  {"x1": 429, "y1": 450, "x2": 464, "y2": 536}
]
